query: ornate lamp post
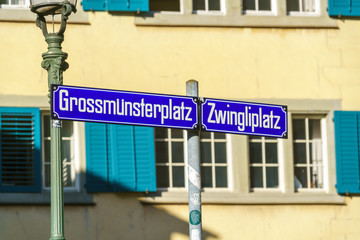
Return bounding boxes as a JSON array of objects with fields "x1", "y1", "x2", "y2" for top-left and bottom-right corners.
[{"x1": 30, "y1": 1, "x2": 76, "y2": 239}]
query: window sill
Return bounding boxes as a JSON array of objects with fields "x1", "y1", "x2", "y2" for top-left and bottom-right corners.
[
  {"x1": 0, "y1": 7, "x2": 89, "y2": 24},
  {"x1": 135, "y1": 12, "x2": 337, "y2": 28},
  {"x1": 0, "y1": 192, "x2": 94, "y2": 205},
  {"x1": 140, "y1": 191, "x2": 345, "y2": 205}
]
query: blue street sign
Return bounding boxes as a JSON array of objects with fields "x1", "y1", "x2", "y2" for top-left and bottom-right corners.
[
  {"x1": 51, "y1": 85, "x2": 198, "y2": 130},
  {"x1": 201, "y1": 98, "x2": 287, "y2": 138}
]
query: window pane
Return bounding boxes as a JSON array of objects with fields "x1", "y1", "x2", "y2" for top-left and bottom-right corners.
[
  {"x1": 209, "y1": 0, "x2": 220, "y2": 10},
  {"x1": 150, "y1": 0, "x2": 180, "y2": 11},
  {"x1": 43, "y1": 115, "x2": 50, "y2": 138},
  {"x1": 201, "y1": 142, "x2": 212, "y2": 163},
  {"x1": 259, "y1": 0, "x2": 271, "y2": 10},
  {"x1": 155, "y1": 142, "x2": 168, "y2": 163},
  {"x1": 45, "y1": 164, "x2": 50, "y2": 187},
  {"x1": 214, "y1": 132, "x2": 226, "y2": 139},
  {"x1": 266, "y1": 167, "x2": 278, "y2": 188},
  {"x1": 265, "y1": 143, "x2": 278, "y2": 164},
  {"x1": 155, "y1": 128, "x2": 167, "y2": 138},
  {"x1": 201, "y1": 166, "x2": 212, "y2": 188},
  {"x1": 310, "y1": 142, "x2": 322, "y2": 165},
  {"x1": 172, "y1": 142, "x2": 184, "y2": 163},
  {"x1": 215, "y1": 166, "x2": 227, "y2": 187},
  {"x1": 250, "y1": 166, "x2": 263, "y2": 188},
  {"x1": 44, "y1": 140, "x2": 50, "y2": 163},
  {"x1": 302, "y1": 0, "x2": 315, "y2": 12},
  {"x1": 286, "y1": 0, "x2": 299, "y2": 12},
  {"x1": 156, "y1": 166, "x2": 169, "y2": 188},
  {"x1": 62, "y1": 120, "x2": 73, "y2": 137},
  {"x1": 171, "y1": 129, "x2": 183, "y2": 139},
  {"x1": 250, "y1": 142, "x2": 262, "y2": 164},
  {"x1": 62, "y1": 140, "x2": 71, "y2": 163},
  {"x1": 172, "y1": 166, "x2": 185, "y2": 187},
  {"x1": 309, "y1": 119, "x2": 321, "y2": 139},
  {"x1": 310, "y1": 166, "x2": 323, "y2": 188},
  {"x1": 293, "y1": 119, "x2": 305, "y2": 139},
  {"x1": 293, "y1": 143, "x2": 306, "y2": 164},
  {"x1": 215, "y1": 142, "x2": 226, "y2": 163},
  {"x1": 193, "y1": 0, "x2": 205, "y2": 10},
  {"x1": 243, "y1": 0, "x2": 255, "y2": 10},
  {"x1": 63, "y1": 165, "x2": 73, "y2": 187},
  {"x1": 294, "y1": 167, "x2": 307, "y2": 188},
  {"x1": 200, "y1": 131, "x2": 211, "y2": 139}
]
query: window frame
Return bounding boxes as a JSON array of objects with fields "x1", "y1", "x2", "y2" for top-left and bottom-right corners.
[
  {"x1": 154, "y1": 128, "x2": 232, "y2": 192},
  {"x1": 286, "y1": 0, "x2": 321, "y2": 16},
  {"x1": 192, "y1": 0, "x2": 226, "y2": 15},
  {"x1": 249, "y1": 136, "x2": 281, "y2": 191},
  {"x1": 136, "y1": 0, "x2": 337, "y2": 28},
  {"x1": 155, "y1": 128, "x2": 188, "y2": 191},
  {"x1": 242, "y1": 0, "x2": 277, "y2": 15},
  {"x1": 41, "y1": 112, "x2": 81, "y2": 193},
  {"x1": 292, "y1": 115, "x2": 327, "y2": 192},
  {"x1": 0, "y1": 0, "x2": 30, "y2": 8}
]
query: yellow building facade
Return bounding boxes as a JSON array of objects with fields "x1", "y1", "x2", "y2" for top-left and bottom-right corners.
[{"x1": 0, "y1": 0, "x2": 360, "y2": 239}]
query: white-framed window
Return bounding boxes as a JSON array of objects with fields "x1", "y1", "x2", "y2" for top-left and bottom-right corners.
[
  {"x1": 42, "y1": 114, "x2": 79, "y2": 192},
  {"x1": 0, "y1": 0, "x2": 29, "y2": 8},
  {"x1": 242, "y1": 0, "x2": 275, "y2": 15},
  {"x1": 292, "y1": 115, "x2": 325, "y2": 191},
  {"x1": 247, "y1": 114, "x2": 327, "y2": 193},
  {"x1": 249, "y1": 136, "x2": 279, "y2": 190},
  {"x1": 200, "y1": 131, "x2": 229, "y2": 189},
  {"x1": 155, "y1": 128, "x2": 187, "y2": 189},
  {"x1": 149, "y1": 0, "x2": 224, "y2": 13},
  {"x1": 155, "y1": 128, "x2": 230, "y2": 191},
  {"x1": 149, "y1": 0, "x2": 181, "y2": 12},
  {"x1": 286, "y1": 0, "x2": 320, "y2": 16},
  {"x1": 193, "y1": 0, "x2": 224, "y2": 13}
]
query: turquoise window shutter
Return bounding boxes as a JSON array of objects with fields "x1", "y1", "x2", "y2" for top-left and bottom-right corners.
[
  {"x1": 0, "y1": 107, "x2": 41, "y2": 193},
  {"x1": 85, "y1": 122, "x2": 110, "y2": 191},
  {"x1": 85, "y1": 122, "x2": 156, "y2": 192},
  {"x1": 107, "y1": 0, "x2": 149, "y2": 11},
  {"x1": 328, "y1": 0, "x2": 360, "y2": 17},
  {"x1": 82, "y1": 0, "x2": 106, "y2": 11},
  {"x1": 110, "y1": 124, "x2": 136, "y2": 191},
  {"x1": 82, "y1": 0, "x2": 149, "y2": 11},
  {"x1": 334, "y1": 111, "x2": 360, "y2": 194},
  {"x1": 134, "y1": 126, "x2": 156, "y2": 192}
]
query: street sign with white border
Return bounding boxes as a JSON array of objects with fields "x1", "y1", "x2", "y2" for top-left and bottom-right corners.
[
  {"x1": 201, "y1": 98, "x2": 287, "y2": 138},
  {"x1": 51, "y1": 85, "x2": 198, "y2": 130}
]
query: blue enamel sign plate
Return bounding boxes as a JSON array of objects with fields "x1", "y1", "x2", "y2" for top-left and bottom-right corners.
[
  {"x1": 51, "y1": 85, "x2": 198, "y2": 130},
  {"x1": 201, "y1": 98, "x2": 287, "y2": 138}
]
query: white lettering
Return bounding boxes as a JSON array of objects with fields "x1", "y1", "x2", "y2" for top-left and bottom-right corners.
[
  {"x1": 59, "y1": 89, "x2": 69, "y2": 111},
  {"x1": 161, "y1": 105, "x2": 169, "y2": 124},
  {"x1": 185, "y1": 107, "x2": 192, "y2": 121},
  {"x1": 207, "y1": 102, "x2": 216, "y2": 123},
  {"x1": 87, "y1": 99, "x2": 94, "y2": 113},
  {"x1": 78, "y1": 98, "x2": 86, "y2": 112},
  {"x1": 274, "y1": 115, "x2": 281, "y2": 129}
]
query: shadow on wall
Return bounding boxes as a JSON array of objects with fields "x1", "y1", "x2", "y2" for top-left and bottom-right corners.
[
  {"x1": 81, "y1": 173, "x2": 218, "y2": 240},
  {"x1": 143, "y1": 205, "x2": 218, "y2": 240}
]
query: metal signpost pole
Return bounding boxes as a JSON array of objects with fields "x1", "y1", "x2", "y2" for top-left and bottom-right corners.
[
  {"x1": 186, "y1": 80, "x2": 202, "y2": 240},
  {"x1": 31, "y1": 2, "x2": 76, "y2": 239}
]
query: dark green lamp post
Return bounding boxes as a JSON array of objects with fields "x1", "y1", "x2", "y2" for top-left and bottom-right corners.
[{"x1": 30, "y1": 1, "x2": 76, "y2": 239}]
